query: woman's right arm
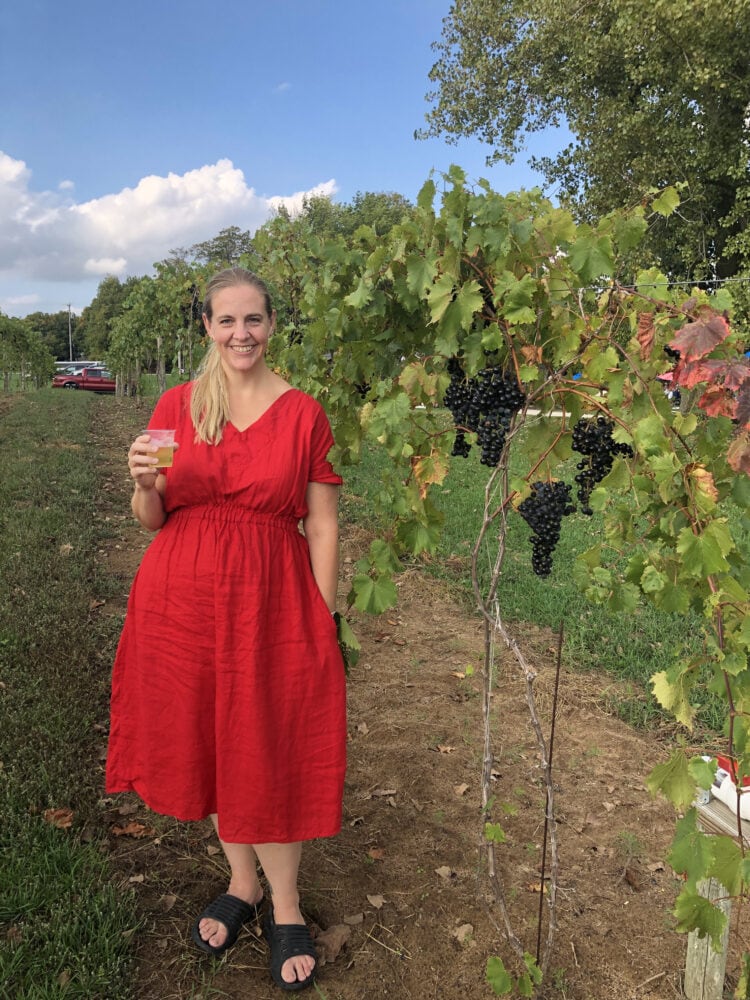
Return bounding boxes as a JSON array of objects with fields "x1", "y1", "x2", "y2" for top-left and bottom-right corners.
[{"x1": 129, "y1": 433, "x2": 168, "y2": 531}]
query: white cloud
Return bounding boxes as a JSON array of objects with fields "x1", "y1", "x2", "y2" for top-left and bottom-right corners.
[
  {"x1": 0, "y1": 152, "x2": 338, "y2": 314},
  {"x1": 274, "y1": 82, "x2": 292, "y2": 93}
]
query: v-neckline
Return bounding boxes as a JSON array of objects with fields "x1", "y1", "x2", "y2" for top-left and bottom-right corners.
[{"x1": 227, "y1": 387, "x2": 296, "y2": 434}]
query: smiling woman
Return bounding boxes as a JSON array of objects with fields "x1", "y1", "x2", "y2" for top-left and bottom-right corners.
[{"x1": 106, "y1": 267, "x2": 345, "y2": 993}]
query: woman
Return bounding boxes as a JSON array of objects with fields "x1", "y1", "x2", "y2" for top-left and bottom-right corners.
[{"x1": 106, "y1": 267, "x2": 346, "y2": 992}]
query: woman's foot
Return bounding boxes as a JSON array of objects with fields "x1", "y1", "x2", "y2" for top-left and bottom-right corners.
[
  {"x1": 195, "y1": 882, "x2": 263, "y2": 952},
  {"x1": 265, "y1": 902, "x2": 316, "y2": 989}
]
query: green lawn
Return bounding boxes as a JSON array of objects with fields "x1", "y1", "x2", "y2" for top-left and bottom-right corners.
[{"x1": 0, "y1": 390, "x2": 137, "y2": 998}]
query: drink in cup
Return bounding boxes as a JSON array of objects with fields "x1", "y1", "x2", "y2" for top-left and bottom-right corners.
[{"x1": 143, "y1": 428, "x2": 176, "y2": 468}]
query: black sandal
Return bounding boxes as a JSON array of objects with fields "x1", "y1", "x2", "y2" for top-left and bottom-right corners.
[
  {"x1": 191, "y1": 892, "x2": 261, "y2": 957},
  {"x1": 263, "y1": 908, "x2": 317, "y2": 991}
]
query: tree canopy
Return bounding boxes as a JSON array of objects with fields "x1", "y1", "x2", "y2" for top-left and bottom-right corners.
[{"x1": 421, "y1": 0, "x2": 750, "y2": 280}]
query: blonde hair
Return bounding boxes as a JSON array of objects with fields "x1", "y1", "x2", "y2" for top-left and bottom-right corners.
[{"x1": 191, "y1": 268, "x2": 274, "y2": 445}]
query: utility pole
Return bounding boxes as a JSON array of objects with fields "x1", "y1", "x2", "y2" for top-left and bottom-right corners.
[{"x1": 67, "y1": 304, "x2": 73, "y2": 361}]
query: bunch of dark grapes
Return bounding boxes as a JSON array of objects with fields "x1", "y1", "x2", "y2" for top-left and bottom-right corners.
[
  {"x1": 571, "y1": 416, "x2": 634, "y2": 515},
  {"x1": 664, "y1": 345, "x2": 681, "y2": 361},
  {"x1": 444, "y1": 357, "x2": 526, "y2": 466},
  {"x1": 518, "y1": 481, "x2": 576, "y2": 577}
]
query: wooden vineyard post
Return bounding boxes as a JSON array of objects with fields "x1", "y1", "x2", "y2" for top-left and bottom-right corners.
[
  {"x1": 683, "y1": 876, "x2": 731, "y2": 1000},
  {"x1": 684, "y1": 799, "x2": 748, "y2": 1000}
]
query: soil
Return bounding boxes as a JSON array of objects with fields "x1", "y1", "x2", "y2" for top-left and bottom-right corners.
[{"x1": 91, "y1": 397, "x2": 701, "y2": 1000}]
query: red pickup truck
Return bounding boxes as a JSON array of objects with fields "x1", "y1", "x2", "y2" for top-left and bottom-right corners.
[{"x1": 51, "y1": 367, "x2": 116, "y2": 393}]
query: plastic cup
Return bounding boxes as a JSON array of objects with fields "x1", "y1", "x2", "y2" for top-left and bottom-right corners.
[{"x1": 143, "y1": 428, "x2": 175, "y2": 468}]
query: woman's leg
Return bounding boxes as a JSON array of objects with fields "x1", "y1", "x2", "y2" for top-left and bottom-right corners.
[
  {"x1": 195, "y1": 814, "x2": 264, "y2": 949},
  {"x1": 253, "y1": 841, "x2": 315, "y2": 985}
]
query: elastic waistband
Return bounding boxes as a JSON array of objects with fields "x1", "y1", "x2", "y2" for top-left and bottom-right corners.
[{"x1": 169, "y1": 504, "x2": 299, "y2": 529}]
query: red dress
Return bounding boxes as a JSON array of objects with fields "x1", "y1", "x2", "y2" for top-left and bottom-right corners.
[{"x1": 106, "y1": 384, "x2": 346, "y2": 843}]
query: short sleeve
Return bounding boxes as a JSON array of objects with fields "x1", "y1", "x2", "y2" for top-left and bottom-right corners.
[{"x1": 309, "y1": 402, "x2": 343, "y2": 485}]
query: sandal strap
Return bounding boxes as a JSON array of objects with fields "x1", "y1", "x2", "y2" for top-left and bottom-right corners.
[
  {"x1": 269, "y1": 921, "x2": 317, "y2": 962},
  {"x1": 202, "y1": 893, "x2": 257, "y2": 934}
]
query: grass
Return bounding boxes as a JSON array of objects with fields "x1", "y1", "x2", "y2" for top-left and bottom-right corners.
[
  {"x1": 0, "y1": 390, "x2": 137, "y2": 998},
  {"x1": 339, "y1": 429, "x2": 732, "y2": 732}
]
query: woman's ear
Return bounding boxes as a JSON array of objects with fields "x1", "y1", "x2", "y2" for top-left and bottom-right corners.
[{"x1": 202, "y1": 314, "x2": 212, "y2": 337}]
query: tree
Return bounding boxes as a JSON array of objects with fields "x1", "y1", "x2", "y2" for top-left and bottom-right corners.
[
  {"x1": 172, "y1": 226, "x2": 257, "y2": 267},
  {"x1": 76, "y1": 275, "x2": 140, "y2": 360},
  {"x1": 421, "y1": 0, "x2": 750, "y2": 280},
  {"x1": 24, "y1": 310, "x2": 78, "y2": 361}
]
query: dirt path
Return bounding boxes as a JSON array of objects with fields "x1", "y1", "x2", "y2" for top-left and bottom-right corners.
[{"x1": 93, "y1": 397, "x2": 691, "y2": 1000}]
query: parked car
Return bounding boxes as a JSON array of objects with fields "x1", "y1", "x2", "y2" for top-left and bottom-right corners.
[{"x1": 51, "y1": 367, "x2": 116, "y2": 393}]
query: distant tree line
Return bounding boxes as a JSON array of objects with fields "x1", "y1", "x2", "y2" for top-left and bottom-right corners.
[{"x1": 0, "y1": 190, "x2": 414, "y2": 395}]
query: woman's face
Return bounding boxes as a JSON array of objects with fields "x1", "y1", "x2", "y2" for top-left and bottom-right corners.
[{"x1": 203, "y1": 284, "x2": 276, "y2": 376}]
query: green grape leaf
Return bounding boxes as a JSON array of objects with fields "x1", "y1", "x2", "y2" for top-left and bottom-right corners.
[
  {"x1": 344, "y1": 278, "x2": 373, "y2": 309},
  {"x1": 484, "y1": 822, "x2": 506, "y2": 844},
  {"x1": 688, "y1": 756, "x2": 717, "y2": 791},
  {"x1": 668, "y1": 809, "x2": 715, "y2": 884},
  {"x1": 486, "y1": 957, "x2": 513, "y2": 996},
  {"x1": 568, "y1": 230, "x2": 614, "y2": 283},
  {"x1": 651, "y1": 669, "x2": 697, "y2": 729},
  {"x1": 405, "y1": 252, "x2": 437, "y2": 296},
  {"x1": 426, "y1": 272, "x2": 455, "y2": 324},
  {"x1": 647, "y1": 749, "x2": 696, "y2": 806},
  {"x1": 676, "y1": 522, "x2": 733, "y2": 577},
  {"x1": 652, "y1": 186, "x2": 681, "y2": 217},
  {"x1": 397, "y1": 518, "x2": 442, "y2": 556},
  {"x1": 613, "y1": 213, "x2": 647, "y2": 252},
  {"x1": 673, "y1": 887, "x2": 727, "y2": 948},
  {"x1": 709, "y1": 835, "x2": 744, "y2": 896},
  {"x1": 349, "y1": 573, "x2": 398, "y2": 615}
]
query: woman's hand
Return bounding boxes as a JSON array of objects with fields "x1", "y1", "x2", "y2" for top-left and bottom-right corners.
[{"x1": 128, "y1": 433, "x2": 160, "y2": 491}]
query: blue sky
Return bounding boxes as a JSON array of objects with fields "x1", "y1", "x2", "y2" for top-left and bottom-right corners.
[{"x1": 0, "y1": 0, "x2": 565, "y2": 318}]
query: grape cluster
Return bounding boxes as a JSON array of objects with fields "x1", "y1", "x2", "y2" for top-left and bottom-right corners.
[
  {"x1": 571, "y1": 416, "x2": 633, "y2": 515},
  {"x1": 444, "y1": 357, "x2": 526, "y2": 467},
  {"x1": 664, "y1": 345, "x2": 681, "y2": 361},
  {"x1": 518, "y1": 481, "x2": 576, "y2": 577}
]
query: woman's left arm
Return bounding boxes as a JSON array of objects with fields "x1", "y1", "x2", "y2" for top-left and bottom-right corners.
[{"x1": 303, "y1": 481, "x2": 340, "y2": 612}]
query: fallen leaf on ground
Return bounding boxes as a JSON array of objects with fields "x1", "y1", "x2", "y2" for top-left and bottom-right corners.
[
  {"x1": 116, "y1": 802, "x2": 139, "y2": 816},
  {"x1": 527, "y1": 882, "x2": 547, "y2": 894},
  {"x1": 454, "y1": 783, "x2": 469, "y2": 796},
  {"x1": 160, "y1": 894, "x2": 177, "y2": 912},
  {"x1": 111, "y1": 821, "x2": 156, "y2": 838},
  {"x1": 357, "y1": 722, "x2": 369, "y2": 735},
  {"x1": 59, "y1": 544, "x2": 73, "y2": 556},
  {"x1": 349, "y1": 815, "x2": 365, "y2": 827},
  {"x1": 435, "y1": 866, "x2": 454, "y2": 881},
  {"x1": 206, "y1": 844, "x2": 221, "y2": 856},
  {"x1": 648, "y1": 861, "x2": 665, "y2": 873},
  {"x1": 368, "y1": 847, "x2": 385, "y2": 861},
  {"x1": 128, "y1": 874, "x2": 145, "y2": 884},
  {"x1": 367, "y1": 894, "x2": 386, "y2": 909},
  {"x1": 370, "y1": 788, "x2": 397, "y2": 798},
  {"x1": 343, "y1": 912, "x2": 364, "y2": 925},
  {"x1": 315, "y1": 923, "x2": 351, "y2": 965},
  {"x1": 89, "y1": 598, "x2": 106, "y2": 610},
  {"x1": 43, "y1": 807, "x2": 73, "y2": 829},
  {"x1": 436, "y1": 745, "x2": 455, "y2": 754},
  {"x1": 452, "y1": 923, "x2": 474, "y2": 944}
]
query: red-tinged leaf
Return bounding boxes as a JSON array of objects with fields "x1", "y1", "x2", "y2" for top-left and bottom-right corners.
[
  {"x1": 673, "y1": 359, "x2": 727, "y2": 390},
  {"x1": 721, "y1": 359, "x2": 750, "y2": 392},
  {"x1": 727, "y1": 432, "x2": 750, "y2": 475},
  {"x1": 636, "y1": 312, "x2": 655, "y2": 361},
  {"x1": 735, "y1": 384, "x2": 750, "y2": 428},
  {"x1": 669, "y1": 313, "x2": 730, "y2": 361},
  {"x1": 697, "y1": 386, "x2": 736, "y2": 419},
  {"x1": 43, "y1": 807, "x2": 74, "y2": 829}
]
